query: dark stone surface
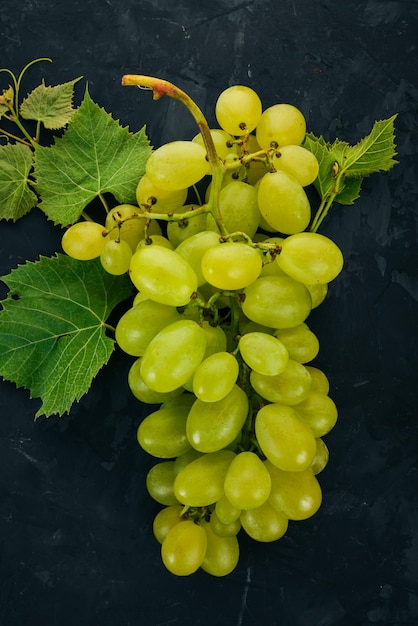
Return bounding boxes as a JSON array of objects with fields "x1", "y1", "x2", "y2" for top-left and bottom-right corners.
[{"x1": 0, "y1": 1, "x2": 417, "y2": 625}]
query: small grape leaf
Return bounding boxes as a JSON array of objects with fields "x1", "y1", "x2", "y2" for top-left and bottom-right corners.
[
  {"x1": 20, "y1": 77, "x2": 81, "y2": 130},
  {"x1": 0, "y1": 143, "x2": 38, "y2": 220},
  {"x1": 33, "y1": 88, "x2": 152, "y2": 226},
  {"x1": 0, "y1": 254, "x2": 133, "y2": 418}
]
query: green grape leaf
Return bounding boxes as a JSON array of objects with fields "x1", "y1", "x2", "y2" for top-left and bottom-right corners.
[
  {"x1": 33, "y1": 88, "x2": 152, "y2": 226},
  {"x1": 20, "y1": 78, "x2": 81, "y2": 129},
  {"x1": 0, "y1": 254, "x2": 133, "y2": 418},
  {"x1": 0, "y1": 86, "x2": 14, "y2": 119},
  {"x1": 0, "y1": 143, "x2": 38, "y2": 220}
]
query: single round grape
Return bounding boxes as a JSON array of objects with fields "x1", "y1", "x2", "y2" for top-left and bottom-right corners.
[
  {"x1": 266, "y1": 461, "x2": 322, "y2": 520},
  {"x1": 105, "y1": 204, "x2": 150, "y2": 251},
  {"x1": 129, "y1": 244, "x2": 198, "y2": 307},
  {"x1": 215, "y1": 495, "x2": 241, "y2": 524},
  {"x1": 255, "y1": 403, "x2": 317, "y2": 471},
  {"x1": 100, "y1": 238, "x2": 132, "y2": 275},
  {"x1": 146, "y1": 140, "x2": 210, "y2": 191},
  {"x1": 61, "y1": 221, "x2": 106, "y2": 260},
  {"x1": 215, "y1": 85, "x2": 262, "y2": 135},
  {"x1": 140, "y1": 320, "x2": 207, "y2": 393},
  {"x1": 161, "y1": 520, "x2": 207, "y2": 576},
  {"x1": 304, "y1": 365, "x2": 330, "y2": 395},
  {"x1": 115, "y1": 299, "x2": 181, "y2": 357},
  {"x1": 192, "y1": 352, "x2": 239, "y2": 402},
  {"x1": 206, "y1": 180, "x2": 260, "y2": 238},
  {"x1": 186, "y1": 384, "x2": 248, "y2": 452},
  {"x1": 240, "y1": 500, "x2": 288, "y2": 542},
  {"x1": 192, "y1": 128, "x2": 238, "y2": 160},
  {"x1": 174, "y1": 450, "x2": 236, "y2": 507},
  {"x1": 277, "y1": 232, "x2": 344, "y2": 284},
  {"x1": 137, "y1": 404, "x2": 192, "y2": 458},
  {"x1": 166, "y1": 205, "x2": 209, "y2": 248},
  {"x1": 128, "y1": 358, "x2": 184, "y2": 404},
  {"x1": 175, "y1": 230, "x2": 222, "y2": 286},
  {"x1": 256, "y1": 103, "x2": 306, "y2": 149},
  {"x1": 153, "y1": 505, "x2": 185, "y2": 544},
  {"x1": 257, "y1": 171, "x2": 311, "y2": 234},
  {"x1": 136, "y1": 173, "x2": 188, "y2": 213},
  {"x1": 200, "y1": 321, "x2": 228, "y2": 357},
  {"x1": 274, "y1": 323, "x2": 320, "y2": 364},
  {"x1": 146, "y1": 461, "x2": 179, "y2": 506},
  {"x1": 224, "y1": 451, "x2": 272, "y2": 510},
  {"x1": 238, "y1": 332, "x2": 289, "y2": 376},
  {"x1": 294, "y1": 390, "x2": 338, "y2": 437},
  {"x1": 242, "y1": 275, "x2": 312, "y2": 329},
  {"x1": 250, "y1": 360, "x2": 312, "y2": 405},
  {"x1": 201, "y1": 242, "x2": 262, "y2": 290},
  {"x1": 209, "y1": 510, "x2": 241, "y2": 538},
  {"x1": 272, "y1": 144, "x2": 319, "y2": 186},
  {"x1": 310, "y1": 438, "x2": 330, "y2": 475},
  {"x1": 200, "y1": 520, "x2": 240, "y2": 577}
]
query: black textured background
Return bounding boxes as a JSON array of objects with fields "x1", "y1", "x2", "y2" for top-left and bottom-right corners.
[{"x1": 0, "y1": 1, "x2": 417, "y2": 625}]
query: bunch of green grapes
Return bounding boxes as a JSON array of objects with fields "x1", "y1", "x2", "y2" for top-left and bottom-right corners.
[{"x1": 61, "y1": 83, "x2": 344, "y2": 577}]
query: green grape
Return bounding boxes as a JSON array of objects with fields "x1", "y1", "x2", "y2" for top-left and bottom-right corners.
[
  {"x1": 175, "y1": 230, "x2": 222, "y2": 286},
  {"x1": 266, "y1": 461, "x2": 322, "y2": 520},
  {"x1": 309, "y1": 438, "x2": 329, "y2": 475},
  {"x1": 200, "y1": 520, "x2": 240, "y2": 577},
  {"x1": 242, "y1": 275, "x2": 312, "y2": 329},
  {"x1": 215, "y1": 85, "x2": 262, "y2": 135},
  {"x1": 294, "y1": 390, "x2": 338, "y2": 437},
  {"x1": 256, "y1": 103, "x2": 306, "y2": 149},
  {"x1": 173, "y1": 448, "x2": 203, "y2": 476},
  {"x1": 206, "y1": 180, "x2": 260, "y2": 238},
  {"x1": 257, "y1": 170, "x2": 311, "y2": 234},
  {"x1": 137, "y1": 404, "x2": 192, "y2": 458},
  {"x1": 250, "y1": 360, "x2": 312, "y2": 405},
  {"x1": 223, "y1": 451, "x2": 272, "y2": 510},
  {"x1": 277, "y1": 232, "x2": 344, "y2": 284},
  {"x1": 153, "y1": 505, "x2": 185, "y2": 544},
  {"x1": 61, "y1": 221, "x2": 106, "y2": 260},
  {"x1": 186, "y1": 385, "x2": 248, "y2": 452},
  {"x1": 272, "y1": 144, "x2": 319, "y2": 187},
  {"x1": 129, "y1": 245, "x2": 198, "y2": 307},
  {"x1": 255, "y1": 403, "x2": 317, "y2": 471},
  {"x1": 146, "y1": 140, "x2": 210, "y2": 191},
  {"x1": 161, "y1": 520, "x2": 207, "y2": 576},
  {"x1": 240, "y1": 500, "x2": 288, "y2": 542},
  {"x1": 274, "y1": 323, "x2": 320, "y2": 364},
  {"x1": 161, "y1": 392, "x2": 197, "y2": 412},
  {"x1": 99, "y1": 238, "x2": 132, "y2": 275},
  {"x1": 166, "y1": 205, "x2": 209, "y2": 247},
  {"x1": 201, "y1": 242, "x2": 262, "y2": 290},
  {"x1": 140, "y1": 319, "x2": 207, "y2": 392},
  {"x1": 238, "y1": 331, "x2": 289, "y2": 376},
  {"x1": 209, "y1": 510, "x2": 241, "y2": 537},
  {"x1": 174, "y1": 450, "x2": 236, "y2": 507},
  {"x1": 136, "y1": 173, "x2": 188, "y2": 213},
  {"x1": 304, "y1": 365, "x2": 330, "y2": 395},
  {"x1": 136, "y1": 234, "x2": 174, "y2": 250},
  {"x1": 128, "y1": 358, "x2": 184, "y2": 404},
  {"x1": 146, "y1": 461, "x2": 179, "y2": 506},
  {"x1": 304, "y1": 282, "x2": 328, "y2": 309},
  {"x1": 192, "y1": 351, "x2": 239, "y2": 402},
  {"x1": 115, "y1": 299, "x2": 181, "y2": 357},
  {"x1": 105, "y1": 204, "x2": 150, "y2": 251},
  {"x1": 192, "y1": 128, "x2": 238, "y2": 159},
  {"x1": 215, "y1": 495, "x2": 241, "y2": 524}
]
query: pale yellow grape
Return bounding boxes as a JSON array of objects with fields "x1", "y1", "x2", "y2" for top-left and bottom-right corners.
[
  {"x1": 174, "y1": 450, "x2": 236, "y2": 507},
  {"x1": 146, "y1": 461, "x2": 179, "y2": 506},
  {"x1": 309, "y1": 438, "x2": 330, "y2": 475},
  {"x1": 215, "y1": 495, "x2": 241, "y2": 524},
  {"x1": 192, "y1": 128, "x2": 237, "y2": 159},
  {"x1": 272, "y1": 144, "x2": 319, "y2": 186},
  {"x1": 266, "y1": 461, "x2": 322, "y2": 520},
  {"x1": 200, "y1": 321, "x2": 228, "y2": 358},
  {"x1": 146, "y1": 140, "x2": 210, "y2": 191},
  {"x1": 206, "y1": 180, "x2": 260, "y2": 238},
  {"x1": 192, "y1": 352, "x2": 239, "y2": 402},
  {"x1": 255, "y1": 403, "x2": 317, "y2": 471},
  {"x1": 304, "y1": 282, "x2": 329, "y2": 308},
  {"x1": 305, "y1": 365, "x2": 330, "y2": 394},
  {"x1": 105, "y1": 204, "x2": 155, "y2": 251},
  {"x1": 128, "y1": 358, "x2": 184, "y2": 404},
  {"x1": 209, "y1": 510, "x2": 241, "y2": 538},
  {"x1": 256, "y1": 103, "x2": 306, "y2": 149},
  {"x1": 250, "y1": 359, "x2": 312, "y2": 405},
  {"x1": 215, "y1": 85, "x2": 262, "y2": 135},
  {"x1": 238, "y1": 332, "x2": 289, "y2": 376},
  {"x1": 175, "y1": 230, "x2": 221, "y2": 286},
  {"x1": 257, "y1": 170, "x2": 311, "y2": 234},
  {"x1": 173, "y1": 449, "x2": 203, "y2": 476},
  {"x1": 243, "y1": 133, "x2": 268, "y2": 185},
  {"x1": 274, "y1": 323, "x2": 320, "y2": 363},
  {"x1": 61, "y1": 221, "x2": 106, "y2": 260},
  {"x1": 201, "y1": 242, "x2": 262, "y2": 290},
  {"x1": 100, "y1": 238, "x2": 132, "y2": 275},
  {"x1": 294, "y1": 390, "x2": 338, "y2": 437},
  {"x1": 240, "y1": 501, "x2": 288, "y2": 542},
  {"x1": 223, "y1": 452, "x2": 272, "y2": 510},
  {"x1": 136, "y1": 173, "x2": 188, "y2": 213},
  {"x1": 137, "y1": 405, "x2": 192, "y2": 458},
  {"x1": 153, "y1": 505, "x2": 185, "y2": 544},
  {"x1": 129, "y1": 245, "x2": 198, "y2": 307},
  {"x1": 277, "y1": 232, "x2": 344, "y2": 284},
  {"x1": 201, "y1": 520, "x2": 240, "y2": 577},
  {"x1": 161, "y1": 520, "x2": 207, "y2": 576}
]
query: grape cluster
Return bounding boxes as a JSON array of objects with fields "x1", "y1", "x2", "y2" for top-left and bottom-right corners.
[{"x1": 61, "y1": 84, "x2": 344, "y2": 577}]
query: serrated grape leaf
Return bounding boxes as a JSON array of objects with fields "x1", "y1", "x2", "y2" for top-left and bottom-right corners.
[
  {"x1": 20, "y1": 78, "x2": 81, "y2": 130},
  {"x1": 0, "y1": 143, "x2": 38, "y2": 220},
  {"x1": 0, "y1": 254, "x2": 133, "y2": 418},
  {"x1": 33, "y1": 88, "x2": 152, "y2": 226}
]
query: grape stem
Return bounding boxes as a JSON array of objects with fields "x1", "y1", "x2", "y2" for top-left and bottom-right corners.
[{"x1": 121, "y1": 74, "x2": 227, "y2": 235}]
